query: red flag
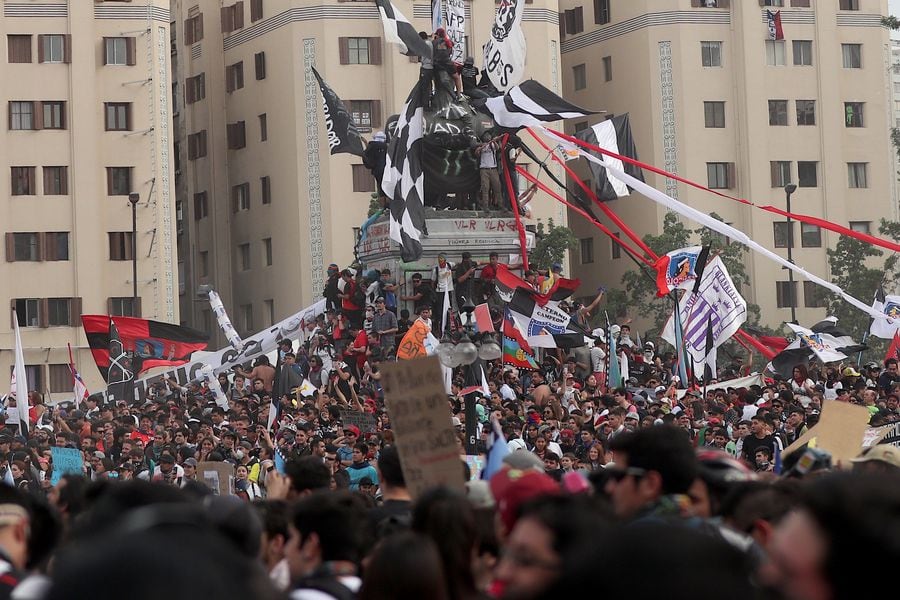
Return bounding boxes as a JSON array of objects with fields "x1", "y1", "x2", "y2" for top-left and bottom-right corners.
[
  {"x1": 886, "y1": 331, "x2": 900, "y2": 363},
  {"x1": 767, "y1": 10, "x2": 784, "y2": 41}
]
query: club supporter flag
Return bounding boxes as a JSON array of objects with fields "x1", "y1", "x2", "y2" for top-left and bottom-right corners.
[
  {"x1": 198, "y1": 364, "x2": 229, "y2": 410},
  {"x1": 785, "y1": 323, "x2": 848, "y2": 365},
  {"x1": 375, "y1": 0, "x2": 433, "y2": 58},
  {"x1": 207, "y1": 289, "x2": 243, "y2": 351},
  {"x1": 67, "y1": 343, "x2": 89, "y2": 404},
  {"x1": 887, "y1": 331, "x2": 900, "y2": 363},
  {"x1": 311, "y1": 67, "x2": 365, "y2": 157},
  {"x1": 661, "y1": 257, "x2": 747, "y2": 368},
  {"x1": 508, "y1": 289, "x2": 589, "y2": 349},
  {"x1": 82, "y1": 315, "x2": 209, "y2": 380},
  {"x1": 483, "y1": 0, "x2": 527, "y2": 91},
  {"x1": 444, "y1": 0, "x2": 466, "y2": 65},
  {"x1": 106, "y1": 318, "x2": 136, "y2": 405},
  {"x1": 654, "y1": 246, "x2": 708, "y2": 297},
  {"x1": 382, "y1": 84, "x2": 427, "y2": 262},
  {"x1": 475, "y1": 80, "x2": 598, "y2": 130},
  {"x1": 574, "y1": 114, "x2": 645, "y2": 201},
  {"x1": 767, "y1": 10, "x2": 784, "y2": 41},
  {"x1": 10, "y1": 309, "x2": 30, "y2": 434},
  {"x1": 870, "y1": 289, "x2": 900, "y2": 339}
]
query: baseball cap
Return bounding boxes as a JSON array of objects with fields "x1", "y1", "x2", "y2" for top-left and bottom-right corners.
[
  {"x1": 183, "y1": 457, "x2": 198, "y2": 467},
  {"x1": 343, "y1": 425, "x2": 361, "y2": 437},
  {"x1": 851, "y1": 445, "x2": 900, "y2": 468},
  {"x1": 842, "y1": 366, "x2": 861, "y2": 377}
]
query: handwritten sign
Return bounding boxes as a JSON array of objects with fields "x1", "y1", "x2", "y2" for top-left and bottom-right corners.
[
  {"x1": 51, "y1": 447, "x2": 84, "y2": 485},
  {"x1": 381, "y1": 356, "x2": 465, "y2": 498},
  {"x1": 783, "y1": 400, "x2": 871, "y2": 468},
  {"x1": 340, "y1": 409, "x2": 378, "y2": 434},
  {"x1": 198, "y1": 461, "x2": 235, "y2": 496}
]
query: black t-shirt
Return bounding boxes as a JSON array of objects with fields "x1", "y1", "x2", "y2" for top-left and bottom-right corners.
[
  {"x1": 742, "y1": 434, "x2": 776, "y2": 464},
  {"x1": 368, "y1": 499, "x2": 412, "y2": 539}
]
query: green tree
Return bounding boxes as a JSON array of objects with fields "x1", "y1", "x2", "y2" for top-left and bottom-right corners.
[
  {"x1": 882, "y1": 15, "x2": 900, "y2": 30},
  {"x1": 529, "y1": 218, "x2": 578, "y2": 272},
  {"x1": 367, "y1": 193, "x2": 383, "y2": 217}
]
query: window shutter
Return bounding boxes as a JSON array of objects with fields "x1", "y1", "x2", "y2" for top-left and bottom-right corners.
[
  {"x1": 32, "y1": 101, "x2": 42, "y2": 130},
  {"x1": 10, "y1": 300, "x2": 16, "y2": 328},
  {"x1": 221, "y1": 6, "x2": 233, "y2": 33},
  {"x1": 186, "y1": 79, "x2": 195, "y2": 104},
  {"x1": 339, "y1": 38, "x2": 350, "y2": 64},
  {"x1": 727, "y1": 163, "x2": 736, "y2": 189},
  {"x1": 37, "y1": 232, "x2": 46, "y2": 261},
  {"x1": 38, "y1": 35, "x2": 45, "y2": 62},
  {"x1": 39, "y1": 298, "x2": 49, "y2": 328},
  {"x1": 135, "y1": 296, "x2": 142, "y2": 318},
  {"x1": 369, "y1": 38, "x2": 382, "y2": 65},
  {"x1": 575, "y1": 7, "x2": 583, "y2": 32},
  {"x1": 691, "y1": 0, "x2": 702, "y2": 6},
  {"x1": 69, "y1": 297, "x2": 82, "y2": 326},
  {"x1": 184, "y1": 19, "x2": 194, "y2": 45},
  {"x1": 102, "y1": 37, "x2": 111, "y2": 65},
  {"x1": 106, "y1": 168, "x2": 113, "y2": 195},
  {"x1": 63, "y1": 35, "x2": 72, "y2": 63},
  {"x1": 107, "y1": 297, "x2": 114, "y2": 315},
  {"x1": 238, "y1": 122, "x2": 246, "y2": 148},
  {"x1": 226, "y1": 66, "x2": 235, "y2": 92},
  {"x1": 234, "y1": 2, "x2": 245, "y2": 29},
  {"x1": 718, "y1": 0, "x2": 730, "y2": 7},
  {"x1": 558, "y1": 14, "x2": 565, "y2": 38},
  {"x1": 126, "y1": 105, "x2": 133, "y2": 131},
  {"x1": 28, "y1": 168, "x2": 36, "y2": 195},
  {"x1": 197, "y1": 15, "x2": 204, "y2": 40},
  {"x1": 127, "y1": 37, "x2": 136, "y2": 65},
  {"x1": 790, "y1": 0, "x2": 810, "y2": 6},
  {"x1": 255, "y1": 51, "x2": 266, "y2": 79},
  {"x1": 758, "y1": 0, "x2": 766, "y2": 6},
  {"x1": 7, "y1": 102, "x2": 11, "y2": 130},
  {"x1": 5, "y1": 233, "x2": 14, "y2": 262},
  {"x1": 372, "y1": 100, "x2": 382, "y2": 128}
]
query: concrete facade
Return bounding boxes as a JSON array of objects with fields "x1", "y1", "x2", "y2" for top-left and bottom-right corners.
[
  {"x1": 560, "y1": 0, "x2": 895, "y2": 331},
  {"x1": 1, "y1": 1, "x2": 177, "y2": 394}
]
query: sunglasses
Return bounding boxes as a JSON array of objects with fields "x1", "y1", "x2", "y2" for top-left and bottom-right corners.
[{"x1": 604, "y1": 466, "x2": 648, "y2": 482}]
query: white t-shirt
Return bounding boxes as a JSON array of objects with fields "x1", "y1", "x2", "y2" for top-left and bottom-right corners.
[
  {"x1": 590, "y1": 346, "x2": 607, "y2": 373},
  {"x1": 435, "y1": 263, "x2": 454, "y2": 292}
]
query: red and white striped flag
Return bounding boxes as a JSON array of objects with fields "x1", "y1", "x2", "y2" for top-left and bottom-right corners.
[{"x1": 67, "y1": 343, "x2": 89, "y2": 404}]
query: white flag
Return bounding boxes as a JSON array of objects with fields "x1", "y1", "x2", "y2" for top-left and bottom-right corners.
[
  {"x1": 784, "y1": 323, "x2": 848, "y2": 364},
  {"x1": 10, "y1": 309, "x2": 29, "y2": 435},
  {"x1": 208, "y1": 289, "x2": 244, "y2": 351},
  {"x1": 483, "y1": 0, "x2": 527, "y2": 92},
  {"x1": 445, "y1": 0, "x2": 466, "y2": 65},
  {"x1": 870, "y1": 293, "x2": 900, "y2": 339}
]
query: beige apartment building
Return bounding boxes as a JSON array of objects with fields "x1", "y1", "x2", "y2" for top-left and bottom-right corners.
[
  {"x1": 171, "y1": 0, "x2": 566, "y2": 348},
  {"x1": 560, "y1": 0, "x2": 896, "y2": 332},
  {"x1": 1, "y1": 1, "x2": 177, "y2": 394}
]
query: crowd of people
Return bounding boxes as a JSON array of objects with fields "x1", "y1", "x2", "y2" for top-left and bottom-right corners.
[{"x1": 0, "y1": 253, "x2": 899, "y2": 600}]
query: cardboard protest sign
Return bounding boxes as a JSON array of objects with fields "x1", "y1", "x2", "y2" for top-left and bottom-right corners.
[
  {"x1": 783, "y1": 400, "x2": 871, "y2": 467},
  {"x1": 50, "y1": 446, "x2": 84, "y2": 485},
  {"x1": 862, "y1": 424, "x2": 895, "y2": 448},
  {"x1": 340, "y1": 409, "x2": 378, "y2": 433},
  {"x1": 198, "y1": 461, "x2": 235, "y2": 496},
  {"x1": 381, "y1": 356, "x2": 465, "y2": 498}
]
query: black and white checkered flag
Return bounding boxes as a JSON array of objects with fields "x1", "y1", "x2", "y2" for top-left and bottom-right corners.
[
  {"x1": 474, "y1": 79, "x2": 598, "y2": 129},
  {"x1": 382, "y1": 85, "x2": 426, "y2": 262},
  {"x1": 375, "y1": 0, "x2": 432, "y2": 58}
]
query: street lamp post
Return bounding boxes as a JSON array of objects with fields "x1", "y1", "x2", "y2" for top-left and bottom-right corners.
[
  {"x1": 128, "y1": 193, "x2": 140, "y2": 307},
  {"x1": 784, "y1": 183, "x2": 797, "y2": 324}
]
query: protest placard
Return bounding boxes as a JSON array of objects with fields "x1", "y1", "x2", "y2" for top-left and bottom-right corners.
[
  {"x1": 51, "y1": 447, "x2": 84, "y2": 485},
  {"x1": 784, "y1": 400, "x2": 871, "y2": 467},
  {"x1": 381, "y1": 356, "x2": 465, "y2": 498},
  {"x1": 339, "y1": 409, "x2": 378, "y2": 434},
  {"x1": 198, "y1": 461, "x2": 235, "y2": 496}
]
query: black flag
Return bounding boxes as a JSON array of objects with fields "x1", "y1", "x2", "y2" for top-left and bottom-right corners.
[
  {"x1": 575, "y1": 113, "x2": 645, "y2": 201},
  {"x1": 311, "y1": 67, "x2": 365, "y2": 157},
  {"x1": 106, "y1": 318, "x2": 136, "y2": 405}
]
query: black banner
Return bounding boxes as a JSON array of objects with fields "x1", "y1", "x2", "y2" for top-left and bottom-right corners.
[{"x1": 312, "y1": 67, "x2": 365, "y2": 156}]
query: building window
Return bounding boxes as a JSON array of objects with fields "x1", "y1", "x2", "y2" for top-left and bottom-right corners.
[
  {"x1": 768, "y1": 100, "x2": 788, "y2": 126},
  {"x1": 844, "y1": 102, "x2": 864, "y2": 127},
  {"x1": 221, "y1": 2, "x2": 245, "y2": 33},
  {"x1": 776, "y1": 281, "x2": 798, "y2": 308},
  {"x1": 349, "y1": 37, "x2": 370, "y2": 64},
  {"x1": 199, "y1": 251, "x2": 209, "y2": 277},
  {"x1": 259, "y1": 113, "x2": 267, "y2": 141},
  {"x1": 849, "y1": 221, "x2": 871, "y2": 234},
  {"x1": 106, "y1": 167, "x2": 132, "y2": 195},
  {"x1": 350, "y1": 100, "x2": 380, "y2": 132},
  {"x1": 184, "y1": 14, "x2": 204, "y2": 45},
  {"x1": 796, "y1": 100, "x2": 816, "y2": 125},
  {"x1": 255, "y1": 176, "x2": 269, "y2": 205},
  {"x1": 602, "y1": 56, "x2": 612, "y2": 82},
  {"x1": 803, "y1": 281, "x2": 828, "y2": 308},
  {"x1": 9, "y1": 101, "x2": 34, "y2": 130},
  {"x1": 263, "y1": 237, "x2": 273, "y2": 266},
  {"x1": 10, "y1": 167, "x2": 36, "y2": 195},
  {"x1": 264, "y1": 299, "x2": 275, "y2": 327},
  {"x1": 352, "y1": 164, "x2": 376, "y2": 192},
  {"x1": 573, "y1": 121, "x2": 589, "y2": 132},
  {"x1": 104, "y1": 37, "x2": 135, "y2": 66},
  {"x1": 580, "y1": 238, "x2": 594, "y2": 264},
  {"x1": 704, "y1": 101, "x2": 725, "y2": 128},
  {"x1": 765, "y1": 40, "x2": 786, "y2": 66},
  {"x1": 193, "y1": 192, "x2": 208, "y2": 220},
  {"x1": 7, "y1": 35, "x2": 32, "y2": 63},
  {"x1": 227, "y1": 121, "x2": 246, "y2": 149},
  {"x1": 251, "y1": 0, "x2": 264, "y2": 22},
  {"x1": 185, "y1": 74, "x2": 205, "y2": 103},
  {"x1": 564, "y1": 7, "x2": 584, "y2": 35},
  {"x1": 42, "y1": 101, "x2": 65, "y2": 129},
  {"x1": 39, "y1": 35, "x2": 66, "y2": 64},
  {"x1": 232, "y1": 182, "x2": 250, "y2": 212},
  {"x1": 841, "y1": 43, "x2": 861, "y2": 68},
  {"x1": 847, "y1": 162, "x2": 868, "y2": 188},
  {"x1": 14, "y1": 298, "x2": 40, "y2": 327},
  {"x1": 49, "y1": 364, "x2": 73, "y2": 394},
  {"x1": 238, "y1": 243, "x2": 251, "y2": 271},
  {"x1": 241, "y1": 304, "x2": 253, "y2": 332},
  {"x1": 770, "y1": 161, "x2": 791, "y2": 187},
  {"x1": 46, "y1": 298, "x2": 72, "y2": 326},
  {"x1": 792, "y1": 40, "x2": 812, "y2": 66},
  {"x1": 255, "y1": 51, "x2": 266, "y2": 80},
  {"x1": 594, "y1": 0, "x2": 610, "y2": 24},
  {"x1": 701, "y1": 41, "x2": 722, "y2": 67},
  {"x1": 109, "y1": 297, "x2": 140, "y2": 317},
  {"x1": 773, "y1": 222, "x2": 794, "y2": 248},
  {"x1": 801, "y1": 223, "x2": 822, "y2": 248},
  {"x1": 44, "y1": 232, "x2": 69, "y2": 260},
  {"x1": 108, "y1": 232, "x2": 134, "y2": 261},
  {"x1": 10, "y1": 233, "x2": 40, "y2": 261},
  {"x1": 43, "y1": 166, "x2": 68, "y2": 195},
  {"x1": 188, "y1": 130, "x2": 207, "y2": 159},
  {"x1": 226, "y1": 62, "x2": 244, "y2": 92},
  {"x1": 797, "y1": 161, "x2": 818, "y2": 187},
  {"x1": 611, "y1": 232, "x2": 621, "y2": 259},
  {"x1": 571, "y1": 64, "x2": 587, "y2": 90},
  {"x1": 104, "y1": 102, "x2": 132, "y2": 131},
  {"x1": 839, "y1": 0, "x2": 859, "y2": 10},
  {"x1": 707, "y1": 162, "x2": 734, "y2": 189}
]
